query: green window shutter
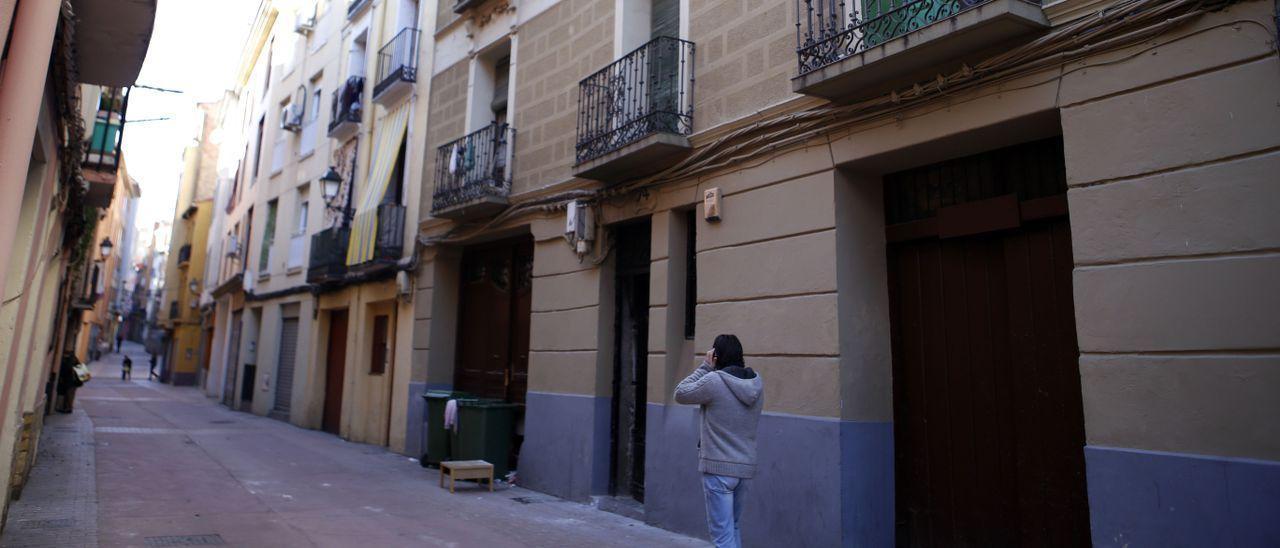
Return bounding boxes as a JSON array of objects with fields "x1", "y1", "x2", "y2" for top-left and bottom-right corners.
[{"x1": 260, "y1": 201, "x2": 278, "y2": 271}]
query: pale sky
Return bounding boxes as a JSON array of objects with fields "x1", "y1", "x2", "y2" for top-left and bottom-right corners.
[{"x1": 121, "y1": 0, "x2": 260, "y2": 238}]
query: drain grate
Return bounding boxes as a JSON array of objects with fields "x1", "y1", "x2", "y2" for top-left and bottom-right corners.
[
  {"x1": 18, "y1": 518, "x2": 73, "y2": 528},
  {"x1": 144, "y1": 534, "x2": 225, "y2": 546}
]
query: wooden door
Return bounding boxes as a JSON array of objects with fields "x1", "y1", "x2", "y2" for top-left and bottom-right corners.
[
  {"x1": 455, "y1": 238, "x2": 532, "y2": 403},
  {"x1": 885, "y1": 138, "x2": 1089, "y2": 547},
  {"x1": 323, "y1": 310, "x2": 349, "y2": 434}
]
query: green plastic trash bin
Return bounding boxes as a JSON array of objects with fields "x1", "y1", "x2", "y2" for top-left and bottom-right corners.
[
  {"x1": 422, "y1": 391, "x2": 474, "y2": 465},
  {"x1": 450, "y1": 399, "x2": 520, "y2": 477}
]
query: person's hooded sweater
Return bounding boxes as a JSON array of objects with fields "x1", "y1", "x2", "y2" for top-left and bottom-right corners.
[{"x1": 674, "y1": 361, "x2": 764, "y2": 478}]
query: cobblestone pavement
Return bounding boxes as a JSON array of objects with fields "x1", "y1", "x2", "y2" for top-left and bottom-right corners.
[{"x1": 3, "y1": 342, "x2": 706, "y2": 547}]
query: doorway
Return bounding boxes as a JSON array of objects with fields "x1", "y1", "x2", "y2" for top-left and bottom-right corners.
[
  {"x1": 272, "y1": 316, "x2": 300, "y2": 421},
  {"x1": 884, "y1": 138, "x2": 1090, "y2": 546},
  {"x1": 454, "y1": 237, "x2": 532, "y2": 403},
  {"x1": 323, "y1": 309, "x2": 349, "y2": 435},
  {"x1": 222, "y1": 311, "x2": 242, "y2": 407},
  {"x1": 611, "y1": 220, "x2": 650, "y2": 503}
]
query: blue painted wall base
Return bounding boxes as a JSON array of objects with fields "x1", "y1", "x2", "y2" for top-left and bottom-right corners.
[{"x1": 1086, "y1": 445, "x2": 1280, "y2": 547}]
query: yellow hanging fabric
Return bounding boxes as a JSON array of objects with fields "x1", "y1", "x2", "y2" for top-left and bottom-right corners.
[{"x1": 345, "y1": 102, "x2": 410, "y2": 266}]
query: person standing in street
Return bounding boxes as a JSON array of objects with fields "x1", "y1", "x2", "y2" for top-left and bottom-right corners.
[
  {"x1": 674, "y1": 334, "x2": 764, "y2": 548},
  {"x1": 116, "y1": 331, "x2": 123, "y2": 352},
  {"x1": 121, "y1": 355, "x2": 133, "y2": 381},
  {"x1": 56, "y1": 353, "x2": 85, "y2": 413},
  {"x1": 148, "y1": 353, "x2": 159, "y2": 381}
]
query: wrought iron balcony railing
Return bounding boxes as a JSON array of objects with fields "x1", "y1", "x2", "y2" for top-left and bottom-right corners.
[
  {"x1": 328, "y1": 76, "x2": 364, "y2": 136},
  {"x1": 84, "y1": 86, "x2": 130, "y2": 173},
  {"x1": 306, "y1": 226, "x2": 350, "y2": 284},
  {"x1": 433, "y1": 122, "x2": 513, "y2": 213},
  {"x1": 374, "y1": 27, "x2": 419, "y2": 99},
  {"x1": 576, "y1": 36, "x2": 694, "y2": 165},
  {"x1": 368, "y1": 203, "x2": 406, "y2": 265},
  {"x1": 796, "y1": 0, "x2": 1006, "y2": 76}
]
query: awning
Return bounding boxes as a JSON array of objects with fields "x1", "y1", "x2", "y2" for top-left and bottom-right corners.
[{"x1": 346, "y1": 102, "x2": 411, "y2": 266}]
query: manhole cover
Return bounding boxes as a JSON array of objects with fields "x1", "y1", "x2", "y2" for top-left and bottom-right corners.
[
  {"x1": 18, "y1": 518, "x2": 73, "y2": 528},
  {"x1": 144, "y1": 534, "x2": 225, "y2": 546}
]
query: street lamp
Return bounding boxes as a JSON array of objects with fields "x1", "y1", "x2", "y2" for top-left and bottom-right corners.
[
  {"x1": 99, "y1": 237, "x2": 114, "y2": 259},
  {"x1": 320, "y1": 166, "x2": 354, "y2": 227}
]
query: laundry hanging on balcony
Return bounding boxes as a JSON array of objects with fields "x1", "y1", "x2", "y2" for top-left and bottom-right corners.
[{"x1": 346, "y1": 102, "x2": 411, "y2": 266}]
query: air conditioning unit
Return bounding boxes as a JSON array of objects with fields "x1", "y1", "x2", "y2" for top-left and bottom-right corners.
[
  {"x1": 294, "y1": 13, "x2": 316, "y2": 35},
  {"x1": 280, "y1": 104, "x2": 304, "y2": 132}
]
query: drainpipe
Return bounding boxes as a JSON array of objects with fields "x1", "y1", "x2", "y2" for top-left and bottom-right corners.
[{"x1": 0, "y1": 0, "x2": 61, "y2": 298}]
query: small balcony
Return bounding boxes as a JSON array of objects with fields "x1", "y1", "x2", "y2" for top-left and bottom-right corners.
[
  {"x1": 432, "y1": 122, "x2": 513, "y2": 220},
  {"x1": 177, "y1": 244, "x2": 192, "y2": 266},
  {"x1": 348, "y1": 203, "x2": 406, "y2": 274},
  {"x1": 328, "y1": 76, "x2": 365, "y2": 141},
  {"x1": 373, "y1": 28, "x2": 419, "y2": 106},
  {"x1": 574, "y1": 37, "x2": 695, "y2": 182},
  {"x1": 306, "y1": 226, "x2": 350, "y2": 285},
  {"x1": 84, "y1": 87, "x2": 129, "y2": 174},
  {"x1": 792, "y1": 0, "x2": 1048, "y2": 102}
]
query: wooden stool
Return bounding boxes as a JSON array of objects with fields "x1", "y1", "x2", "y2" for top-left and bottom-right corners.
[{"x1": 439, "y1": 460, "x2": 494, "y2": 493}]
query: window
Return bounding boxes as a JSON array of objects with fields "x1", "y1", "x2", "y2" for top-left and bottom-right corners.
[
  {"x1": 370, "y1": 315, "x2": 390, "y2": 374},
  {"x1": 310, "y1": 86, "x2": 323, "y2": 122},
  {"x1": 260, "y1": 202, "x2": 276, "y2": 273},
  {"x1": 684, "y1": 209, "x2": 696, "y2": 339},
  {"x1": 467, "y1": 41, "x2": 511, "y2": 131},
  {"x1": 263, "y1": 37, "x2": 274, "y2": 97},
  {"x1": 296, "y1": 188, "x2": 310, "y2": 234},
  {"x1": 252, "y1": 116, "x2": 265, "y2": 179}
]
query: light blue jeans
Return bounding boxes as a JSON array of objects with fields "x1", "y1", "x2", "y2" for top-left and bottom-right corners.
[{"x1": 702, "y1": 473, "x2": 748, "y2": 548}]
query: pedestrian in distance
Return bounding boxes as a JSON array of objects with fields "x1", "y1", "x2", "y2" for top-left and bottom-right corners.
[
  {"x1": 122, "y1": 355, "x2": 133, "y2": 381},
  {"x1": 116, "y1": 332, "x2": 123, "y2": 352},
  {"x1": 148, "y1": 353, "x2": 159, "y2": 381},
  {"x1": 674, "y1": 334, "x2": 763, "y2": 548}
]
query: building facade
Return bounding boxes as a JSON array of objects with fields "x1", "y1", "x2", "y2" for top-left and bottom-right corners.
[
  {"x1": 0, "y1": 0, "x2": 155, "y2": 528},
  {"x1": 406, "y1": 0, "x2": 1280, "y2": 545},
  {"x1": 189, "y1": 0, "x2": 1280, "y2": 544},
  {"x1": 157, "y1": 103, "x2": 220, "y2": 386},
  {"x1": 202, "y1": 0, "x2": 425, "y2": 451}
]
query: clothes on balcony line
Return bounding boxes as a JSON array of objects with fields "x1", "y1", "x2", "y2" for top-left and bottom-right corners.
[{"x1": 346, "y1": 101, "x2": 410, "y2": 266}]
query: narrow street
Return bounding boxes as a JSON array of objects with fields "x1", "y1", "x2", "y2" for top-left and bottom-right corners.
[{"x1": 1, "y1": 342, "x2": 703, "y2": 548}]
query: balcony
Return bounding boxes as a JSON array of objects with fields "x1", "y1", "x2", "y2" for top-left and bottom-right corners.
[
  {"x1": 328, "y1": 76, "x2": 365, "y2": 141},
  {"x1": 373, "y1": 28, "x2": 419, "y2": 106},
  {"x1": 574, "y1": 37, "x2": 695, "y2": 182},
  {"x1": 306, "y1": 226, "x2": 350, "y2": 285},
  {"x1": 792, "y1": 0, "x2": 1049, "y2": 102},
  {"x1": 85, "y1": 87, "x2": 129, "y2": 174},
  {"x1": 349, "y1": 203, "x2": 406, "y2": 274},
  {"x1": 177, "y1": 244, "x2": 192, "y2": 266},
  {"x1": 432, "y1": 122, "x2": 513, "y2": 220}
]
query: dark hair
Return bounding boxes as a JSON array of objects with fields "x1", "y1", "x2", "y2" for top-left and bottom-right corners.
[{"x1": 712, "y1": 334, "x2": 744, "y2": 369}]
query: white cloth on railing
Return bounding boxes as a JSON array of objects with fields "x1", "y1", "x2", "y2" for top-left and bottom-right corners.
[
  {"x1": 448, "y1": 144, "x2": 460, "y2": 175},
  {"x1": 444, "y1": 399, "x2": 459, "y2": 433}
]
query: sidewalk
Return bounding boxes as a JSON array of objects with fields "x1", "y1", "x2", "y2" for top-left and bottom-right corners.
[{"x1": 1, "y1": 343, "x2": 706, "y2": 547}]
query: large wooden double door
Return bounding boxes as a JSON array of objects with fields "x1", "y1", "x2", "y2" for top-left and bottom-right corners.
[
  {"x1": 885, "y1": 138, "x2": 1090, "y2": 546},
  {"x1": 455, "y1": 238, "x2": 532, "y2": 403}
]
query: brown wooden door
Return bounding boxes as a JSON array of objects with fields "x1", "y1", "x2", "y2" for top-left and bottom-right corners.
[
  {"x1": 455, "y1": 238, "x2": 532, "y2": 403},
  {"x1": 885, "y1": 139, "x2": 1089, "y2": 547},
  {"x1": 323, "y1": 310, "x2": 348, "y2": 434}
]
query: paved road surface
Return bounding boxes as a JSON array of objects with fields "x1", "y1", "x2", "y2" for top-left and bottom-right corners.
[{"x1": 2, "y1": 342, "x2": 704, "y2": 547}]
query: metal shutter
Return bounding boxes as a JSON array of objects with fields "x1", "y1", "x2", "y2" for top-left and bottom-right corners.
[{"x1": 273, "y1": 318, "x2": 300, "y2": 418}]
